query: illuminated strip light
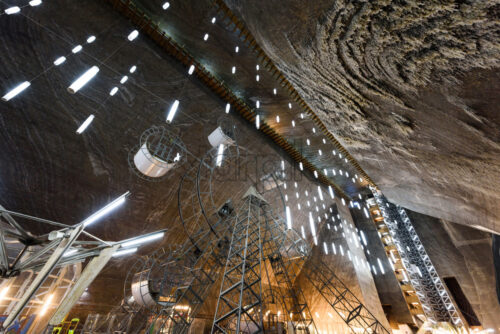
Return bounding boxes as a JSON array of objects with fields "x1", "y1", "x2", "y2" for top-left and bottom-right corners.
[
  {"x1": 331, "y1": 242, "x2": 336, "y2": 254},
  {"x1": 341, "y1": 198, "x2": 346, "y2": 206},
  {"x1": 309, "y1": 212, "x2": 316, "y2": 237},
  {"x1": 120, "y1": 76, "x2": 128, "y2": 84},
  {"x1": 109, "y1": 87, "x2": 118, "y2": 96},
  {"x1": 285, "y1": 206, "x2": 292, "y2": 229},
  {"x1": 113, "y1": 247, "x2": 137, "y2": 257},
  {"x1": 377, "y1": 258, "x2": 385, "y2": 274},
  {"x1": 363, "y1": 207, "x2": 369, "y2": 218},
  {"x1": 129, "y1": 65, "x2": 137, "y2": 73},
  {"x1": 121, "y1": 232, "x2": 164, "y2": 248},
  {"x1": 0, "y1": 287, "x2": 9, "y2": 300},
  {"x1": 5, "y1": 6, "x2": 20, "y2": 14},
  {"x1": 301, "y1": 225, "x2": 306, "y2": 239},
  {"x1": 225, "y1": 103, "x2": 230, "y2": 113},
  {"x1": 216, "y1": 144, "x2": 224, "y2": 167},
  {"x1": 2, "y1": 81, "x2": 30, "y2": 101},
  {"x1": 76, "y1": 114, "x2": 95, "y2": 134},
  {"x1": 372, "y1": 265, "x2": 377, "y2": 275},
  {"x1": 30, "y1": 0, "x2": 42, "y2": 6},
  {"x1": 162, "y1": 2, "x2": 170, "y2": 10},
  {"x1": 40, "y1": 294, "x2": 54, "y2": 315},
  {"x1": 360, "y1": 231, "x2": 367, "y2": 246},
  {"x1": 299, "y1": 162, "x2": 303, "y2": 171},
  {"x1": 317, "y1": 186, "x2": 324, "y2": 201},
  {"x1": 128, "y1": 30, "x2": 139, "y2": 41},
  {"x1": 82, "y1": 191, "x2": 130, "y2": 226},
  {"x1": 86, "y1": 35, "x2": 96, "y2": 43},
  {"x1": 166, "y1": 100, "x2": 180, "y2": 123},
  {"x1": 323, "y1": 242, "x2": 328, "y2": 254},
  {"x1": 72, "y1": 45, "x2": 82, "y2": 53},
  {"x1": 54, "y1": 57, "x2": 66, "y2": 66},
  {"x1": 255, "y1": 115, "x2": 260, "y2": 129},
  {"x1": 68, "y1": 66, "x2": 99, "y2": 94},
  {"x1": 339, "y1": 245, "x2": 344, "y2": 256}
]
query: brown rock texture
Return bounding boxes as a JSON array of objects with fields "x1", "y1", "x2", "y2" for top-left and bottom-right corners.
[{"x1": 224, "y1": 0, "x2": 500, "y2": 232}]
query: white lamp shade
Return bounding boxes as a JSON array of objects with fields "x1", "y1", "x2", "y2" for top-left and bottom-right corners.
[
  {"x1": 133, "y1": 143, "x2": 175, "y2": 178},
  {"x1": 208, "y1": 126, "x2": 234, "y2": 148}
]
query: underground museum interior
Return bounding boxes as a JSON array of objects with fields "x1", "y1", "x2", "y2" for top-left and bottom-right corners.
[{"x1": 0, "y1": 0, "x2": 499, "y2": 333}]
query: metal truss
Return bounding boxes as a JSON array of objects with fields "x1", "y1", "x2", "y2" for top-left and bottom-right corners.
[
  {"x1": 305, "y1": 261, "x2": 390, "y2": 334},
  {"x1": 371, "y1": 189, "x2": 463, "y2": 326},
  {"x1": 262, "y1": 208, "x2": 317, "y2": 333},
  {"x1": 212, "y1": 194, "x2": 264, "y2": 333}
]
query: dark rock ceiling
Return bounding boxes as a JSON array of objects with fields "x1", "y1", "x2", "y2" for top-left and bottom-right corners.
[
  {"x1": 224, "y1": 0, "x2": 500, "y2": 233},
  {"x1": 0, "y1": 0, "x2": 499, "y2": 321}
]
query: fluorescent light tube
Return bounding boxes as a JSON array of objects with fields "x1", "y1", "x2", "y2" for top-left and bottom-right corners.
[
  {"x1": 211, "y1": 17, "x2": 216, "y2": 24},
  {"x1": 309, "y1": 212, "x2": 316, "y2": 237},
  {"x1": 216, "y1": 144, "x2": 224, "y2": 167},
  {"x1": 29, "y1": 0, "x2": 42, "y2": 6},
  {"x1": 120, "y1": 76, "x2": 128, "y2": 84},
  {"x1": 166, "y1": 99, "x2": 179, "y2": 123},
  {"x1": 256, "y1": 74, "x2": 259, "y2": 82},
  {"x1": 377, "y1": 258, "x2": 385, "y2": 274},
  {"x1": 5, "y1": 6, "x2": 20, "y2": 15},
  {"x1": 235, "y1": 46, "x2": 239, "y2": 53},
  {"x1": 76, "y1": 114, "x2": 95, "y2": 134},
  {"x1": 63, "y1": 248, "x2": 78, "y2": 257},
  {"x1": 231, "y1": 66, "x2": 236, "y2": 74},
  {"x1": 288, "y1": 103, "x2": 292, "y2": 109},
  {"x1": 54, "y1": 56, "x2": 66, "y2": 66},
  {"x1": 82, "y1": 191, "x2": 129, "y2": 226},
  {"x1": 203, "y1": 33, "x2": 209, "y2": 41},
  {"x1": 72, "y1": 45, "x2": 82, "y2": 53},
  {"x1": 128, "y1": 30, "x2": 139, "y2": 41},
  {"x1": 162, "y1": 2, "x2": 170, "y2": 10},
  {"x1": 113, "y1": 247, "x2": 137, "y2": 257},
  {"x1": 299, "y1": 162, "x2": 303, "y2": 171},
  {"x1": 188, "y1": 65, "x2": 195, "y2": 75},
  {"x1": 129, "y1": 65, "x2": 137, "y2": 73},
  {"x1": 2, "y1": 81, "x2": 30, "y2": 101},
  {"x1": 256, "y1": 115, "x2": 260, "y2": 129},
  {"x1": 87, "y1": 35, "x2": 96, "y2": 44},
  {"x1": 286, "y1": 206, "x2": 292, "y2": 229},
  {"x1": 121, "y1": 232, "x2": 164, "y2": 248},
  {"x1": 323, "y1": 242, "x2": 328, "y2": 254},
  {"x1": 317, "y1": 186, "x2": 324, "y2": 201},
  {"x1": 276, "y1": 115, "x2": 280, "y2": 123},
  {"x1": 109, "y1": 87, "x2": 118, "y2": 96},
  {"x1": 40, "y1": 294, "x2": 54, "y2": 315},
  {"x1": 68, "y1": 66, "x2": 99, "y2": 94},
  {"x1": 328, "y1": 186, "x2": 334, "y2": 199},
  {"x1": 225, "y1": 103, "x2": 230, "y2": 113}
]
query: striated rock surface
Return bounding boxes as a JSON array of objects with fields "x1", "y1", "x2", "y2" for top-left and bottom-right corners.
[{"x1": 225, "y1": 0, "x2": 500, "y2": 232}]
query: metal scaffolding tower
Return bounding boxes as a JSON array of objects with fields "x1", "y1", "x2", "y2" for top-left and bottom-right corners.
[
  {"x1": 371, "y1": 189, "x2": 463, "y2": 326},
  {"x1": 123, "y1": 147, "x2": 391, "y2": 334}
]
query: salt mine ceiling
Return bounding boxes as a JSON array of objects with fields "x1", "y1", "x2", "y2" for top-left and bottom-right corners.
[{"x1": 0, "y1": 0, "x2": 499, "y2": 324}]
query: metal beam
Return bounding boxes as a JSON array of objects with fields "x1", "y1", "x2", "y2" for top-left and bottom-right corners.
[
  {"x1": 1, "y1": 224, "x2": 83, "y2": 330},
  {"x1": 48, "y1": 245, "x2": 119, "y2": 326}
]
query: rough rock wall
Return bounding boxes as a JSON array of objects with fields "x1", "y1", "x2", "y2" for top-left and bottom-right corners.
[{"x1": 224, "y1": 0, "x2": 500, "y2": 232}]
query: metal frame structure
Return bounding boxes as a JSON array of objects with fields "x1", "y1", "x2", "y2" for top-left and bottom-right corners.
[
  {"x1": 371, "y1": 189, "x2": 464, "y2": 327},
  {"x1": 0, "y1": 203, "x2": 166, "y2": 331},
  {"x1": 124, "y1": 145, "x2": 391, "y2": 334}
]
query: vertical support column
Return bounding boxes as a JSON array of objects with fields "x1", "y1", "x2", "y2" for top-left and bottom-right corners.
[{"x1": 48, "y1": 245, "x2": 119, "y2": 327}]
